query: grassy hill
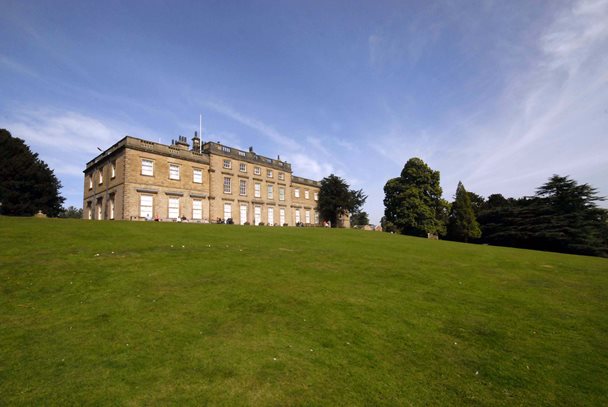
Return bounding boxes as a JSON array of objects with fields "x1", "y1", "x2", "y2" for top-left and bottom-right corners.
[{"x1": 1, "y1": 217, "x2": 607, "y2": 406}]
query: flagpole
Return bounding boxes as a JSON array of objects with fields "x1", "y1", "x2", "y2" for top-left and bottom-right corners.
[{"x1": 199, "y1": 114, "x2": 202, "y2": 153}]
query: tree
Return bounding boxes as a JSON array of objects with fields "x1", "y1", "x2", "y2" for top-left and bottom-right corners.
[
  {"x1": 59, "y1": 206, "x2": 83, "y2": 219},
  {"x1": 383, "y1": 157, "x2": 447, "y2": 237},
  {"x1": 350, "y1": 211, "x2": 369, "y2": 227},
  {"x1": 447, "y1": 182, "x2": 481, "y2": 242},
  {"x1": 0, "y1": 129, "x2": 65, "y2": 217},
  {"x1": 318, "y1": 174, "x2": 366, "y2": 228}
]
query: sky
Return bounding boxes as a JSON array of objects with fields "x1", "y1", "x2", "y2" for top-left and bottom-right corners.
[{"x1": 1, "y1": 0, "x2": 607, "y2": 223}]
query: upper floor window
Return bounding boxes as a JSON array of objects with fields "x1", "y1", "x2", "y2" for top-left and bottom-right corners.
[
  {"x1": 240, "y1": 179, "x2": 247, "y2": 196},
  {"x1": 267, "y1": 184, "x2": 274, "y2": 200},
  {"x1": 239, "y1": 163, "x2": 247, "y2": 172},
  {"x1": 169, "y1": 164, "x2": 180, "y2": 180},
  {"x1": 238, "y1": 151, "x2": 246, "y2": 157},
  {"x1": 88, "y1": 175, "x2": 93, "y2": 189},
  {"x1": 98, "y1": 168, "x2": 103, "y2": 184},
  {"x1": 294, "y1": 188, "x2": 300, "y2": 198},
  {"x1": 279, "y1": 187, "x2": 285, "y2": 201},
  {"x1": 193, "y1": 168, "x2": 203, "y2": 184},
  {"x1": 304, "y1": 190, "x2": 310, "y2": 199},
  {"x1": 222, "y1": 146, "x2": 231, "y2": 153},
  {"x1": 223, "y1": 159, "x2": 232, "y2": 169},
  {"x1": 141, "y1": 159, "x2": 154, "y2": 176},
  {"x1": 223, "y1": 177, "x2": 232, "y2": 194},
  {"x1": 314, "y1": 192, "x2": 319, "y2": 201},
  {"x1": 278, "y1": 172, "x2": 285, "y2": 181},
  {"x1": 254, "y1": 182, "x2": 261, "y2": 198},
  {"x1": 111, "y1": 161, "x2": 116, "y2": 178},
  {"x1": 267, "y1": 169, "x2": 273, "y2": 178},
  {"x1": 254, "y1": 166, "x2": 261, "y2": 176}
]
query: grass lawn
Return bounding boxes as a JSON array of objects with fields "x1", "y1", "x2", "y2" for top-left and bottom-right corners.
[{"x1": 1, "y1": 216, "x2": 607, "y2": 405}]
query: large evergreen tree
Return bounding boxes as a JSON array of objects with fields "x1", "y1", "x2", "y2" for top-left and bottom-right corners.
[
  {"x1": 318, "y1": 174, "x2": 366, "y2": 228},
  {"x1": 447, "y1": 181, "x2": 481, "y2": 242},
  {"x1": 350, "y1": 211, "x2": 370, "y2": 227},
  {"x1": 383, "y1": 157, "x2": 447, "y2": 237},
  {"x1": 0, "y1": 129, "x2": 65, "y2": 217}
]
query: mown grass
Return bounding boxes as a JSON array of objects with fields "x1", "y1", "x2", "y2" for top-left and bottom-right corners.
[{"x1": 1, "y1": 216, "x2": 607, "y2": 406}]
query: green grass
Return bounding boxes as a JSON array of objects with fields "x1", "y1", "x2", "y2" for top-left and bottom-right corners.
[{"x1": 1, "y1": 217, "x2": 607, "y2": 406}]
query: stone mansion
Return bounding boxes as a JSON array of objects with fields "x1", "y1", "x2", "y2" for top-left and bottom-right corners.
[{"x1": 82, "y1": 133, "x2": 326, "y2": 226}]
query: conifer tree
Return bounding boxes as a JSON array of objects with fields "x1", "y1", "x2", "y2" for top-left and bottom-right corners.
[
  {"x1": 0, "y1": 129, "x2": 65, "y2": 217},
  {"x1": 447, "y1": 181, "x2": 481, "y2": 242}
]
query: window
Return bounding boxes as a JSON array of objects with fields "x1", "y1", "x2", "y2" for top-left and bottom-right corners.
[
  {"x1": 87, "y1": 203, "x2": 92, "y2": 220},
  {"x1": 294, "y1": 188, "x2": 300, "y2": 198},
  {"x1": 239, "y1": 163, "x2": 247, "y2": 172},
  {"x1": 238, "y1": 151, "x2": 246, "y2": 157},
  {"x1": 240, "y1": 179, "x2": 247, "y2": 196},
  {"x1": 279, "y1": 187, "x2": 285, "y2": 201},
  {"x1": 168, "y1": 197, "x2": 180, "y2": 219},
  {"x1": 315, "y1": 211, "x2": 320, "y2": 224},
  {"x1": 96, "y1": 198, "x2": 103, "y2": 220},
  {"x1": 314, "y1": 192, "x2": 319, "y2": 201},
  {"x1": 279, "y1": 208, "x2": 286, "y2": 225},
  {"x1": 169, "y1": 164, "x2": 180, "y2": 180},
  {"x1": 111, "y1": 161, "x2": 116, "y2": 178},
  {"x1": 295, "y1": 209, "x2": 301, "y2": 224},
  {"x1": 98, "y1": 169, "x2": 103, "y2": 185},
  {"x1": 267, "y1": 169, "x2": 273, "y2": 178},
  {"x1": 193, "y1": 168, "x2": 203, "y2": 184},
  {"x1": 254, "y1": 182, "x2": 261, "y2": 198},
  {"x1": 278, "y1": 172, "x2": 285, "y2": 181},
  {"x1": 240, "y1": 204, "x2": 248, "y2": 225},
  {"x1": 224, "y1": 202, "x2": 232, "y2": 220},
  {"x1": 109, "y1": 197, "x2": 115, "y2": 220},
  {"x1": 254, "y1": 206, "x2": 262, "y2": 225},
  {"x1": 305, "y1": 210, "x2": 311, "y2": 224},
  {"x1": 88, "y1": 175, "x2": 93, "y2": 189},
  {"x1": 140, "y1": 195, "x2": 153, "y2": 218},
  {"x1": 223, "y1": 177, "x2": 232, "y2": 194},
  {"x1": 223, "y1": 159, "x2": 232, "y2": 169},
  {"x1": 192, "y1": 199, "x2": 202, "y2": 220},
  {"x1": 268, "y1": 207, "x2": 274, "y2": 226},
  {"x1": 141, "y1": 159, "x2": 154, "y2": 176},
  {"x1": 304, "y1": 190, "x2": 310, "y2": 199},
  {"x1": 254, "y1": 166, "x2": 261, "y2": 175},
  {"x1": 267, "y1": 184, "x2": 274, "y2": 200},
  {"x1": 222, "y1": 146, "x2": 231, "y2": 153}
]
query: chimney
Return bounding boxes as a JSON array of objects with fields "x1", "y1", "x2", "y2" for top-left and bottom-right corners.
[
  {"x1": 175, "y1": 135, "x2": 189, "y2": 150},
  {"x1": 191, "y1": 131, "x2": 201, "y2": 152}
]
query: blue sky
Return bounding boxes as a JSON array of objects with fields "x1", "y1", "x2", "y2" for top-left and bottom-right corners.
[{"x1": 2, "y1": 0, "x2": 607, "y2": 223}]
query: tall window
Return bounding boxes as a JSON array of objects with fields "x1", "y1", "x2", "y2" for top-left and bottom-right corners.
[
  {"x1": 223, "y1": 159, "x2": 232, "y2": 169},
  {"x1": 96, "y1": 198, "x2": 103, "y2": 219},
  {"x1": 279, "y1": 208, "x2": 286, "y2": 225},
  {"x1": 294, "y1": 188, "x2": 300, "y2": 198},
  {"x1": 193, "y1": 168, "x2": 203, "y2": 184},
  {"x1": 88, "y1": 175, "x2": 93, "y2": 189},
  {"x1": 111, "y1": 161, "x2": 116, "y2": 178},
  {"x1": 109, "y1": 197, "x2": 115, "y2": 220},
  {"x1": 295, "y1": 209, "x2": 301, "y2": 224},
  {"x1": 240, "y1": 179, "x2": 247, "y2": 196},
  {"x1": 314, "y1": 192, "x2": 319, "y2": 201},
  {"x1": 267, "y1": 184, "x2": 274, "y2": 200},
  {"x1": 254, "y1": 166, "x2": 261, "y2": 175},
  {"x1": 240, "y1": 204, "x2": 248, "y2": 225},
  {"x1": 141, "y1": 159, "x2": 154, "y2": 176},
  {"x1": 279, "y1": 187, "x2": 285, "y2": 201},
  {"x1": 315, "y1": 211, "x2": 319, "y2": 224},
  {"x1": 268, "y1": 207, "x2": 274, "y2": 225},
  {"x1": 169, "y1": 164, "x2": 180, "y2": 180},
  {"x1": 267, "y1": 169, "x2": 273, "y2": 178},
  {"x1": 304, "y1": 190, "x2": 310, "y2": 199},
  {"x1": 278, "y1": 172, "x2": 285, "y2": 181},
  {"x1": 254, "y1": 182, "x2": 261, "y2": 198},
  {"x1": 239, "y1": 163, "x2": 247, "y2": 172},
  {"x1": 305, "y1": 210, "x2": 311, "y2": 224},
  {"x1": 223, "y1": 203, "x2": 232, "y2": 220},
  {"x1": 140, "y1": 195, "x2": 153, "y2": 218},
  {"x1": 168, "y1": 198, "x2": 180, "y2": 219},
  {"x1": 192, "y1": 199, "x2": 202, "y2": 220},
  {"x1": 254, "y1": 206, "x2": 262, "y2": 225},
  {"x1": 223, "y1": 177, "x2": 232, "y2": 194},
  {"x1": 98, "y1": 169, "x2": 103, "y2": 184}
]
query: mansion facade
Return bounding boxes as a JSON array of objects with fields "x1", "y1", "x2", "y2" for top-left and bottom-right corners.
[{"x1": 82, "y1": 133, "x2": 328, "y2": 226}]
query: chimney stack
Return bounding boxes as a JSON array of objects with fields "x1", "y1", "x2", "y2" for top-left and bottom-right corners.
[
  {"x1": 192, "y1": 131, "x2": 201, "y2": 152},
  {"x1": 174, "y1": 135, "x2": 189, "y2": 150}
]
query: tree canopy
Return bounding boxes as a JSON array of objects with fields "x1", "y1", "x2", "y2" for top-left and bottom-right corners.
[
  {"x1": 383, "y1": 157, "x2": 448, "y2": 237},
  {"x1": 350, "y1": 211, "x2": 370, "y2": 227},
  {"x1": 447, "y1": 181, "x2": 481, "y2": 242},
  {"x1": 0, "y1": 129, "x2": 65, "y2": 217},
  {"x1": 318, "y1": 174, "x2": 366, "y2": 228}
]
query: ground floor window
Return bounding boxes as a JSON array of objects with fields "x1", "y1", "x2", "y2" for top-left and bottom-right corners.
[
  {"x1": 192, "y1": 199, "x2": 202, "y2": 220},
  {"x1": 254, "y1": 206, "x2": 262, "y2": 225},
  {"x1": 140, "y1": 195, "x2": 153, "y2": 218},
  {"x1": 305, "y1": 210, "x2": 310, "y2": 224},
  {"x1": 240, "y1": 204, "x2": 248, "y2": 225},
  {"x1": 280, "y1": 208, "x2": 285, "y2": 225},
  {"x1": 295, "y1": 209, "x2": 301, "y2": 224},
  {"x1": 109, "y1": 197, "x2": 115, "y2": 220},
  {"x1": 224, "y1": 202, "x2": 232, "y2": 220},
  {"x1": 314, "y1": 211, "x2": 319, "y2": 224},
  {"x1": 268, "y1": 207, "x2": 274, "y2": 226},
  {"x1": 96, "y1": 198, "x2": 103, "y2": 220},
  {"x1": 168, "y1": 197, "x2": 180, "y2": 219}
]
